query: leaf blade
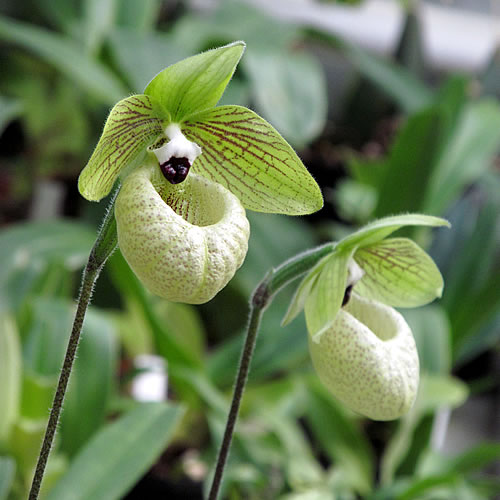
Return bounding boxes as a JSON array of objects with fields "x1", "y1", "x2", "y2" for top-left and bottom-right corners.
[
  {"x1": 0, "y1": 16, "x2": 126, "y2": 104},
  {"x1": 184, "y1": 105, "x2": 323, "y2": 214},
  {"x1": 0, "y1": 456, "x2": 15, "y2": 500},
  {"x1": 78, "y1": 94, "x2": 163, "y2": 201},
  {"x1": 0, "y1": 315, "x2": 21, "y2": 444},
  {"x1": 47, "y1": 403, "x2": 184, "y2": 500}
]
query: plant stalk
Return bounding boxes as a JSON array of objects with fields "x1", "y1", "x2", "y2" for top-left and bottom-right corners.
[
  {"x1": 28, "y1": 192, "x2": 119, "y2": 500},
  {"x1": 208, "y1": 242, "x2": 334, "y2": 500}
]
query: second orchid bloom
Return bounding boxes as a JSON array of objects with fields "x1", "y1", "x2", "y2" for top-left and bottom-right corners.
[{"x1": 283, "y1": 214, "x2": 449, "y2": 420}]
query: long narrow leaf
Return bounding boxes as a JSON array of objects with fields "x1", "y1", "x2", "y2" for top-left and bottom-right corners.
[
  {"x1": 0, "y1": 16, "x2": 126, "y2": 104},
  {"x1": 47, "y1": 403, "x2": 184, "y2": 500}
]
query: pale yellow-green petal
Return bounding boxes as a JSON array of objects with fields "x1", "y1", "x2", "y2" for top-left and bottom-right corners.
[
  {"x1": 183, "y1": 105, "x2": 323, "y2": 215},
  {"x1": 354, "y1": 237, "x2": 444, "y2": 308},
  {"x1": 304, "y1": 252, "x2": 350, "y2": 342},
  {"x1": 78, "y1": 95, "x2": 163, "y2": 201}
]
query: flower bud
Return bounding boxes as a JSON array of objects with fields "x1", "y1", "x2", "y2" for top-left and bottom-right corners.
[
  {"x1": 309, "y1": 294, "x2": 419, "y2": 420},
  {"x1": 115, "y1": 165, "x2": 250, "y2": 304}
]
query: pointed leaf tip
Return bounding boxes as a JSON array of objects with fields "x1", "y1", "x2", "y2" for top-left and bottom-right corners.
[{"x1": 78, "y1": 94, "x2": 163, "y2": 201}]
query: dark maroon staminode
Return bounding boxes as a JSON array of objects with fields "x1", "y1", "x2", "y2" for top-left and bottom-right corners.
[
  {"x1": 342, "y1": 284, "x2": 353, "y2": 307},
  {"x1": 160, "y1": 157, "x2": 191, "y2": 184}
]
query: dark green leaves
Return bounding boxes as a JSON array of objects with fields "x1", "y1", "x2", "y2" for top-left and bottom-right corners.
[
  {"x1": 0, "y1": 15, "x2": 126, "y2": 104},
  {"x1": 47, "y1": 403, "x2": 184, "y2": 500}
]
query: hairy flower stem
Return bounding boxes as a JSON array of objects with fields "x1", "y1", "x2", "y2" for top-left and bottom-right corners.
[
  {"x1": 208, "y1": 242, "x2": 334, "y2": 500},
  {"x1": 29, "y1": 191, "x2": 119, "y2": 500}
]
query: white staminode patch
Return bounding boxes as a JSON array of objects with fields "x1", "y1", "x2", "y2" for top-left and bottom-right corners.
[
  {"x1": 347, "y1": 258, "x2": 365, "y2": 288},
  {"x1": 152, "y1": 123, "x2": 202, "y2": 166}
]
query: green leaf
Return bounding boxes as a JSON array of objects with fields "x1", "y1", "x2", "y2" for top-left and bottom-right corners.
[
  {"x1": 336, "y1": 214, "x2": 449, "y2": 253},
  {"x1": 8, "y1": 418, "x2": 47, "y2": 475},
  {"x1": 83, "y1": 0, "x2": 117, "y2": 55},
  {"x1": 108, "y1": 29, "x2": 188, "y2": 93},
  {"x1": 304, "y1": 252, "x2": 350, "y2": 341},
  {"x1": 145, "y1": 41, "x2": 245, "y2": 121},
  {"x1": 244, "y1": 49, "x2": 327, "y2": 147},
  {"x1": 116, "y1": 0, "x2": 161, "y2": 32},
  {"x1": 0, "y1": 456, "x2": 15, "y2": 500},
  {"x1": 107, "y1": 251, "x2": 200, "y2": 368},
  {"x1": 373, "y1": 108, "x2": 443, "y2": 218},
  {"x1": 20, "y1": 373, "x2": 55, "y2": 420},
  {"x1": 354, "y1": 237, "x2": 444, "y2": 307},
  {"x1": 340, "y1": 41, "x2": 433, "y2": 113},
  {"x1": 35, "y1": 0, "x2": 79, "y2": 34},
  {"x1": 60, "y1": 308, "x2": 117, "y2": 457},
  {"x1": 184, "y1": 105, "x2": 324, "y2": 214},
  {"x1": 154, "y1": 301, "x2": 205, "y2": 364},
  {"x1": 396, "y1": 473, "x2": 460, "y2": 500},
  {"x1": 380, "y1": 373, "x2": 468, "y2": 485},
  {"x1": 208, "y1": 212, "x2": 317, "y2": 386},
  {"x1": 415, "y1": 374, "x2": 468, "y2": 415},
  {"x1": 0, "y1": 315, "x2": 21, "y2": 444},
  {"x1": 0, "y1": 96, "x2": 23, "y2": 136},
  {"x1": 304, "y1": 379, "x2": 374, "y2": 495},
  {"x1": 0, "y1": 16, "x2": 126, "y2": 104},
  {"x1": 403, "y1": 305, "x2": 451, "y2": 374},
  {"x1": 47, "y1": 403, "x2": 184, "y2": 500},
  {"x1": 265, "y1": 413, "x2": 324, "y2": 489},
  {"x1": 21, "y1": 297, "x2": 117, "y2": 456},
  {"x1": 424, "y1": 99, "x2": 500, "y2": 215},
  {"x1": 78, "y1": 94, "x2": 163, "y2": 201},
  {"x1": 23, "y1": 298, "x2": 76, "y2": 376}
]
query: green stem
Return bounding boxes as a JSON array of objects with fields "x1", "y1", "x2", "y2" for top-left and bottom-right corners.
[
  {"x1": 208, "y1": 242, "x2": 334, "y2": 500},
  {"x1": 28, "y1": 191, "x2": 119, "y2": 500}
]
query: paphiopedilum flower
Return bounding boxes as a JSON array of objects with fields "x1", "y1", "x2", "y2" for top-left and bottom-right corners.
[
  {"x1": 78, "y1": 42, "x2": 323, "y2": 303},
  {"x1": 283, "y1": 214, "x2": 449, "y2": 420}
]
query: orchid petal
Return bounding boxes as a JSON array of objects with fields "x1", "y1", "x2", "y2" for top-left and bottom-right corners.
[
  {"x1": 183, "y1": 105, "x2": 323, "y2": 215},
  {"x1": 354, "y1": 237, "x2": 444, "y2": 307},
  {"x1": 78, "y1": 95, "x2": 163, "y2": 201}
]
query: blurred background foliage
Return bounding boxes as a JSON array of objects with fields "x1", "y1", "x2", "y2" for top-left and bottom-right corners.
[{"x1": 0, "y1": 0, "x2": 499, "y2": 499}]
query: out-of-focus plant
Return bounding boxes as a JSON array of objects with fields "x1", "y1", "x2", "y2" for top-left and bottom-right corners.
[
  {"x1": 1, "y1": 1, "x2": 499, "y2": 500},
  {"x1": 0, "y1": 222, "x2": 185, "y2": 500}
]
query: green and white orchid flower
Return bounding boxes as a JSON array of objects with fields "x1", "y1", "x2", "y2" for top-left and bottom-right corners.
[
  {"x1": 283, "y1": 214, "x2": 449, "y2": 420},
  {"x1": 78, "y1": 42, "x2": 323, "y2": 304}
]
